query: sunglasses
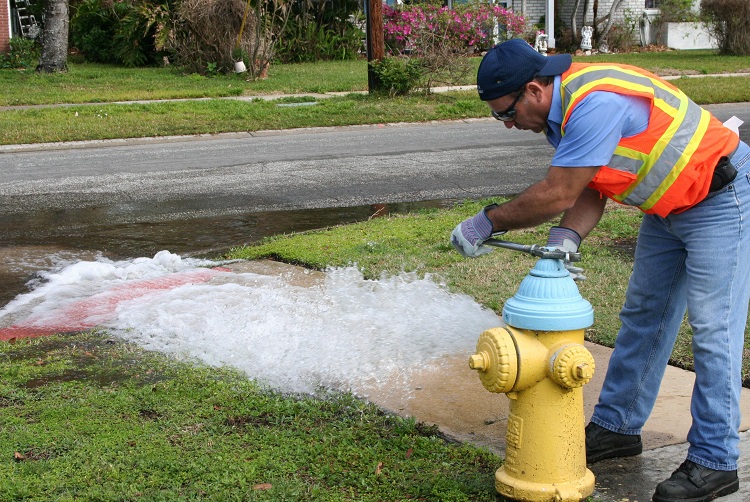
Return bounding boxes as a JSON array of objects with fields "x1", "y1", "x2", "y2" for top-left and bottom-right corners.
[{"x1": 491, "y1": 91, "x2": 524, "y2": 122}]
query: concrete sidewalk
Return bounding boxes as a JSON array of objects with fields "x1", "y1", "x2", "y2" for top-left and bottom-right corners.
[
  {"x1": 363, "y1": 344, "x2": 750, "y2": 501},
  {"x1": 2, "y1": 72, "x2": 747, "y2": 112}
]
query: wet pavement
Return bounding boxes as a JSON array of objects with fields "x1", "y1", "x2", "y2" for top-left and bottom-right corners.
[
  {"x1": 365, "y1": 343, "x2": 750, "y2": 502},
  {"x1": 0, "y1": 200, "x2": 455, "y2": 308}
]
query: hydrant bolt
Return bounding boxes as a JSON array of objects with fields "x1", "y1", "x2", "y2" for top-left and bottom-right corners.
[{"x1": 576, "y1": 363, "x2": 591, "y2": 380}]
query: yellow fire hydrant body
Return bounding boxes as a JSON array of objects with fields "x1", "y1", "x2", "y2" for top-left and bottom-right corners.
[{"x1": 470, "y1": 256, "x2": 595, "y2": 501}]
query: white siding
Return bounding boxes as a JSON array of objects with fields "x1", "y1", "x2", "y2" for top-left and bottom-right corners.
[
  {"x1": 516, "y1": 0, "x2": 647, "y2": 32},
  {"x1": 503, "y1": 0, "x2": 548, "y2": 27}
]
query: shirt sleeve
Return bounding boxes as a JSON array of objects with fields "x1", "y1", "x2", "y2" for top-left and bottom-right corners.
[{"x1": 551, "y1": 91, "x2": 650, "y2": 168}]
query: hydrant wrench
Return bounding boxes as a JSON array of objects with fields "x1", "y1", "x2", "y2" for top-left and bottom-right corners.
[{"x1": 483, "y1": 238, "x2": 582, "y2": 262}]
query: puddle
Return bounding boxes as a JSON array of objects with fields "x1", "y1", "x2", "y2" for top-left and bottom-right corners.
[{"x1": 0, "y1": 200, "x2": 458, "y2": 308}]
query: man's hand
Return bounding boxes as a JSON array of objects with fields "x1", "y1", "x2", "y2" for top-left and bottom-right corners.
[
  {"x1": 450, "y1": 206, "x2": 496, "y2": 258},
  {"x1": 547, "y1": 226, "x2": 586, "y2": 280}
]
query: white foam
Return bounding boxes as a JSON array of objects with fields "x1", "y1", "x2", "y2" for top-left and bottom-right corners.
[{"x1": 1, "y1": 252, "x2": 501, "y2": 395}]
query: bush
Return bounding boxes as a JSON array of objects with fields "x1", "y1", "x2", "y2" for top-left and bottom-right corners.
[
  {"x1": 70, "y1": 0, "x2": 173, "y2": 66},
  {"x1": 275, "y1": 0, "x2": 364, "y2": 63},
  {"x1": 383, "y1": 1, "x2": 527, "y2": 55},
  {"x1": 702, "y1": 0, "x2": 750, "y2": 55},
  {"x1": 0, "y1": 37, "x2": 40, "y2": 69},
  {"x1": 168, "y1": 0, "x2": 289, "y2": 77},
  {"x1": 602, "y1": 19, "x2": 637, "y2": 53},
  {"x1": 380, "y1": 1, "x2": 526, "y2": 92},
  {"x1": 369, "y1": 56, "x2": 422, "y2": 96},
  {"x1": 167, "y1": 0, "x2": 247, "y2": 73}
]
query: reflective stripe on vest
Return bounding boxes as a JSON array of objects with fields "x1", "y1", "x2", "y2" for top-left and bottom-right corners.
[{"x1": 559, "y1": 63, "x2": 736, "y2": 215}]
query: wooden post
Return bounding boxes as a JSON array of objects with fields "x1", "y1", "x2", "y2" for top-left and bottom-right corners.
[{"x1": 365, "y1": 0, "x2": 385, "y2": 92}]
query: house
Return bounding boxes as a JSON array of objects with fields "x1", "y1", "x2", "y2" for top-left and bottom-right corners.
[
  {"x1": 503, "y1": 0, "x2": 657, "y2": 49},
  {"x1": 2, "y1": 0, "x2": 39, "y2": 54},
  {"x1": 1, "y1": 1, "x2": 9, "y2": 53},
  {"x1": 494, "y1": 0, "x2": 716, "y2": 50},
  {"x1": 385, "y1": 0, "x2": 670, "y2": 49}
]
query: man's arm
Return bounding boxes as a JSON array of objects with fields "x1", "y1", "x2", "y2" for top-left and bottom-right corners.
[
  {"x1": 558, "y1": 186, "x2": 607, "y2": 239},
  {"x1": 484, "y1": 165, "x2": 601, "y2": 231}
]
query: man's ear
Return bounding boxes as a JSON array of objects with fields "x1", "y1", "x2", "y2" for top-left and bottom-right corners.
[{"x1": 525, "y1": 80, "x2": 546, "y2": 103}]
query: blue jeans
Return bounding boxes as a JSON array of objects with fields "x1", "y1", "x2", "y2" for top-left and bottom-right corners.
[{"x1": 591, "y1": 140, "x2": 750, "y2": 471}]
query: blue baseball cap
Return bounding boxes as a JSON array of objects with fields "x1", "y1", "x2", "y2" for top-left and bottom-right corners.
[{"x1": 477, "y1": 39, "x2": 572, "y2": 101}]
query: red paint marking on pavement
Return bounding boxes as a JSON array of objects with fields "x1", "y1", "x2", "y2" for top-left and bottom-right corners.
[{"x1": 0, "y1": 268, "x2": 225, "y2": 342}]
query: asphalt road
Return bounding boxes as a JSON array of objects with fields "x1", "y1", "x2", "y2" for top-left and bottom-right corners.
[
  {"x1": 0, "y1": 120, "x2": 554, "y2": 225},
  {"x1": 0, "y1": 102, "x2": 747, "y2": 262},
  {"x1": 2, "y1": 103, "x2": 748, "y2": 225}
]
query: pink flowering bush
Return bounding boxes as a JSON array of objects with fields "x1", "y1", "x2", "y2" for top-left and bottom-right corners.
[{"x1": 383, "y1": 2, "x2": 527, "y2": 55}]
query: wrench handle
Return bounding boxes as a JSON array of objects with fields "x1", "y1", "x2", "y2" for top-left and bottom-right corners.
[{"x1": 483, "y1": 239, "x2": 582, "y2": 262}]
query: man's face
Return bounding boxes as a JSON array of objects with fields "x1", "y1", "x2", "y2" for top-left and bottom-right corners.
[{"x1": 486, "y1": 83, "x2": 550, "y2": 134}]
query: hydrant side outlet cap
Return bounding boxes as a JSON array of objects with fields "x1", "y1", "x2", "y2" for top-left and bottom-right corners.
[{"x1": 502, "y1": 259, "x2": 594, "y2": 331}]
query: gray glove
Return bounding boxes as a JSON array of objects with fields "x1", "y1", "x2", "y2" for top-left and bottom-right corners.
[
  {"x1": 450, "y1": 205, "x2": 498, "y2": 258},
  {"x1": 546, "y1": 226, "x2": 586, "y2": 281}
]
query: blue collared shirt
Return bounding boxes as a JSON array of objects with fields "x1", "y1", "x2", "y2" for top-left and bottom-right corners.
[{"x1": 545, "y1": 75, "x2": 650, "y2": 168}]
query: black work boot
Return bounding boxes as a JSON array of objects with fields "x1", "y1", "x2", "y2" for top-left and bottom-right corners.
[
  {"x1": 652, "y1": 460, "x2": 738, "y2": 502},
  {"x1": 585, "y1": 422, "x2": 642, "y2": 463}
]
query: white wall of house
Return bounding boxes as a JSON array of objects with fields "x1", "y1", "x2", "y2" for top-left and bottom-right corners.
[
  {"x1": 494, "y1": 0, "x2": 715, "y2": 50},
  {"x1": 558, "y1": 0, "x2": 646, "y2": 33},
  {"x1": 503, "y1": 0, "x2": 646, "y2": 29},
  {"x1": 503, "y1": 0, "x2": 547, "y2": 27}
]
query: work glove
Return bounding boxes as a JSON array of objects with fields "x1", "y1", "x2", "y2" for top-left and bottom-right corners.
[
  {"x1": 546, "y1": 226, "x2": 586, "y2": 281},
  {"x1": 450, "y1": 204, "x2": 498, "y2": 258}
]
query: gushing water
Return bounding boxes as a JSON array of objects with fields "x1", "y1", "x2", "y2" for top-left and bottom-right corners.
[{"x1": 0, "y1": 251, "x2": 501, "y2": 395}]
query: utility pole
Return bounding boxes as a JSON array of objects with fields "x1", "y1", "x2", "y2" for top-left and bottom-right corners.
[{"x1": 364, "y1": 0, "x2": 385, "y2": 92}]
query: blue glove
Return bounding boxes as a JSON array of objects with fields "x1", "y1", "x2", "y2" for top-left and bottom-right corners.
[
  {"x1": 451, "y1": 205, "x2": 497, "y2": 258},
  {"x1": 547, "y1": 226, "x2": 585, "y2": 280}
]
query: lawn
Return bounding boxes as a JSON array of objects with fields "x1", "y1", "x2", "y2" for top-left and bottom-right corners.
[{"x1": 1, "y1": 50, "x2": 749, "y2": 145}]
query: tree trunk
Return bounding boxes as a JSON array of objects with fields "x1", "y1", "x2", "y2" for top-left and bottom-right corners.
[
  {"x1": 37, "y1": 0, "x2": 69, "y2": 73},
  {"x1": 599, "y1": 0, "x2": 624, "y2": 43},
  {"x1": 570, "y1": 0, "x2": 582, "y2": 41}
]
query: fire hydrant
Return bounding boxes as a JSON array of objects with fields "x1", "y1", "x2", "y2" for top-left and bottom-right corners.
[{"x1": 469, "y1": 253, "x2": 595, "y2": 501}]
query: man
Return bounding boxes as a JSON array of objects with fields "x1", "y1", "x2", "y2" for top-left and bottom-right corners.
[{"x1": 451, "y1": 38, "x2": 750, "y2": 502}]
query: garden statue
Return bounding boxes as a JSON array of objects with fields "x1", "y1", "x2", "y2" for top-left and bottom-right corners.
[
  {"x1": 581, "y1": 26, "x2": 593, "y2": 54},
  {"x1": 534, "y1": 30, "x2": 548, "y2": 55}
]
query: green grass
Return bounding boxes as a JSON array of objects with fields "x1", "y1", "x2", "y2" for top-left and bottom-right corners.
[
  {"x1": 2, "y1": 202, "x2": 747, "y2": 498},
  {"x1": 0, "y1": 60, "x2": 372, "y2": 106},
  {"x1": 0, "y1": 332, "x2": 500, "y2": 501},
  {"x1": 583, "y1": 49, "x2": 750, "y2": 75},
  {"x1": 0, "y1": 92, "x2": 487, "y2": 144},
  {"x1": 1, "y1": 50, "x2": 749, "y2": 145},
  {"x1": 2, "y1": 79, "x2": 749, "y2": 145},
  {"x1": 2, "y1": 50, "x2": 749, "y2": 107}
]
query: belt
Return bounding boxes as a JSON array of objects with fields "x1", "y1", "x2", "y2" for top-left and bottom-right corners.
[{"x1": 709, "y1": 156, "x2": 737, "y2": 193}]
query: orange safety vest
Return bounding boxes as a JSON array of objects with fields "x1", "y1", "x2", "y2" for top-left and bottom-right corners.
[{"x1": 559, "y1": 63, "x2": 739, "y2": 216}]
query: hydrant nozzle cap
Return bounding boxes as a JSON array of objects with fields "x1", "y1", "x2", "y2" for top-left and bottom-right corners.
[
  {"x1": 469, "y1": 353, "x2": 487, "y2": 371},
  {"x1": 469, "y1": 328, "x2": 518, "y2": 393},
  {"x1": 551, "y1": 344, "x2": 596, "y2": 389},
  {"x1": 502, "y1": 258, "x2": 593, "y2": 331}
]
